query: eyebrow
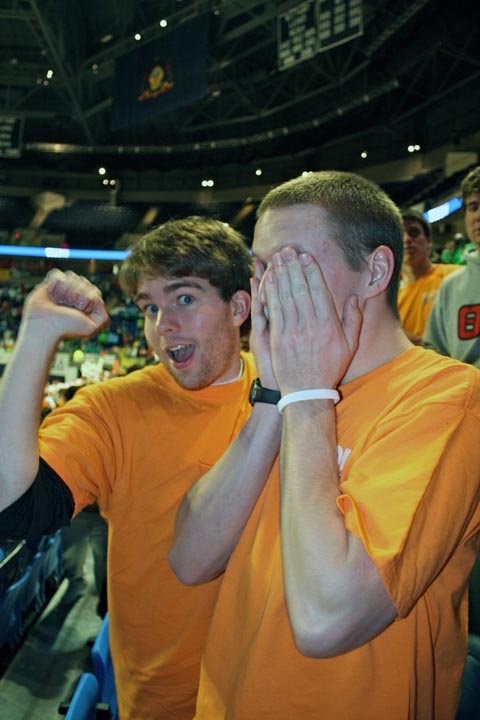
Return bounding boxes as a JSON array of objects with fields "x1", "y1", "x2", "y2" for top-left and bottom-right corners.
[{"x1": 134, "y1": 280, "x2": 205, "y2": 303}]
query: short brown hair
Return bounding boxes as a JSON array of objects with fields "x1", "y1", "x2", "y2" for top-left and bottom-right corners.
[
  {"x1": 257, "y1": 171, "x2": 404, "y2": 317},
  {"x1": 460, "y1": 166, "x2": 480, "y2": 204},
  {"x1": 401, "y1": 208, "x2": 431, "y2": 237},
  {"x1": 119, "y1": 216, "x2": 252, "y2": 335}
]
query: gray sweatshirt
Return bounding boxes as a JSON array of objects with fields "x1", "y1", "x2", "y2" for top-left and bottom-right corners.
[{"x1": 424, "y1": 246, "x2": 480, "y2": 368}]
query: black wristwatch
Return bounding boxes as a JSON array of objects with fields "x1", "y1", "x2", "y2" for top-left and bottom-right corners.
[{"x1": 249, "y1": 378, "x2": 281, "y2": 406}]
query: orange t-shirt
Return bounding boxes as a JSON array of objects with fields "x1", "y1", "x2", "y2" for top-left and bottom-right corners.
[
  {"x1": 195, "y1": 348, "x2": 480, "y2": 720},
  {"x1": 398, "y1": 264, "x2": 459, "y2": 336},
  {"x1": 39, "y1": 353, "x2": 257, "y2": 720}
]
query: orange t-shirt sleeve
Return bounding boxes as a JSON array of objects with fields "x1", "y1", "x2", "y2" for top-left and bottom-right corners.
[{"x1": 38, "y1": 384, "x2": 118, "y2": 515}]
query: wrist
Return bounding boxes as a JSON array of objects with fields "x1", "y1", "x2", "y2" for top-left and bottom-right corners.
[
  {"x1": 277, "y1": 388, "x2": 340, "y2": 414},
  {"x1": 17, "y1": 319, "x2": 60, "y2": 356}
]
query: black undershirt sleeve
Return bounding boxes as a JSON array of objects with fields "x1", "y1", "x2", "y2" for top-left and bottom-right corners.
[{"x1": 0, "y1": 458, "x2": 75, "y2": 540}]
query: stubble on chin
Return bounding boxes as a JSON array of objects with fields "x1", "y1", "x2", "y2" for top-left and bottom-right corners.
[{"x1": 164, "y1": 362, "x2": 212, "y2": 391}]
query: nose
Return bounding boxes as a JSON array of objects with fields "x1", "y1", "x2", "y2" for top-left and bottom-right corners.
[{"x1": 154, "y1": 307, "x2": 179, "y2": 334}]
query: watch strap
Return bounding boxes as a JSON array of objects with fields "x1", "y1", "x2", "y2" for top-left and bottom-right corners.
[{"x1": 249, "y1": 378, "x2": 281, "y2": 406}]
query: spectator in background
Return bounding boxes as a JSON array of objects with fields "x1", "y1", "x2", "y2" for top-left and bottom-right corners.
[
  {"x1": 397, "y1": 208, "x2": 458, "y2": 344},
  {"x1": 441, "y1": 232, "x2": 472, "y2": 265},
  {"x1": 424, "y1": 166, "x2": 480, "y2": 367},
  {"x1": 0, "y1": 217, "x2": 255, "y2": 720}
]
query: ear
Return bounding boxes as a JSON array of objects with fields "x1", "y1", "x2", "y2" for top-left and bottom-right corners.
[
  {"x1": 364, "y1": 246, "x2": 395, "y2": 300},
  {"x1": 229, "y1": 290, "x2": 251, "y2": 328}
]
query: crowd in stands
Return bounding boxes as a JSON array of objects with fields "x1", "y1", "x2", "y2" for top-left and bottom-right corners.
[
  {"x1": 440, "y1": 233, "x2": 476, "y2": 264},
  {"x1": 0, "y1": 269, "x2": 155, "y2": 378}
]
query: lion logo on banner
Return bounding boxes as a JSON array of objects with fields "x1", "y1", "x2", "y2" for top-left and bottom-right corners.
[{"x1": 138, "y1": 63, "x2": 174, "y2": 101}]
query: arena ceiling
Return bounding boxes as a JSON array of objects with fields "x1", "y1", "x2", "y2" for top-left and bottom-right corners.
[{"x1": 0, "y1": 0, "x2": 479, "y2": 207}]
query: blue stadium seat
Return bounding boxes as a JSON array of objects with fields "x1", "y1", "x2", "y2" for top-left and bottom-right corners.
[
  {"x1": 0, "y1": 571, "x2": 29, "y2": 647},
  {"x1": 64, "y1": 672, "x2": 100, "y2": 720},
  {"x1": 0, "y1": 544, "x2": 59, "y2": 648},
  {"x1": 0, "y1": 540, "x2": 32, "y2": 593},
  {"x1": 38, "y1": 530, "x2": 64, "y2": 588},
  {"x1": 25, "y1": 551, "x2": 48, "y2": 612},
  {"x1": 91, "y1": 613, "x2": 118, "y2": 719},
  {"x1": 456, "y1": 635, "x2": 480, "y2": 720},
  {"x1": 0, "y1": 541, "x2": 24, "y2": 593},
  {"x1": 44, "y1": 202, "x2": 142, "y2": 234},
  {"x1": 469, "y1": 550, "x2": 480, "y2": 637}
]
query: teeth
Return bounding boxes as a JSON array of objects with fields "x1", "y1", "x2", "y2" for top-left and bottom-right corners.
[{"x1": 169, "y1": 344, "x2": 189, "y2": 361}]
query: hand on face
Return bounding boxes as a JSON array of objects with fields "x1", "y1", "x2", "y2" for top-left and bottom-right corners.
[
  {"x1": 250, "y1": 257, "x2": 278, "y2": 389},
  {"x1": 257, "y1": 246, "x2": 363, "y2": 394}
]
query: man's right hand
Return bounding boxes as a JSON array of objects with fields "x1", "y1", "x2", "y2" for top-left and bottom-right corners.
[
  {"x1": 249, "y1": 258, "x2": 278, "y2": 390},
  {"x1": 23, "y1": 269, "x2": 109, "y2": 342}
]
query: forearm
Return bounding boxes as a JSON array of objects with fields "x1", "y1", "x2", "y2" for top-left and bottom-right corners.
[
  {"x1": 0, "y1": 322, "x2": 58, "y2": 510},
  {"x1": 169, "y1": 404, "x2": 281, "y2": 585},
  {"x1": 280, "y1": 401, "x2": 396, "y2": 657}
]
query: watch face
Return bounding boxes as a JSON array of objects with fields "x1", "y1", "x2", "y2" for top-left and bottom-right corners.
[{"x1": 249, "y1": 379, "x2": 260, "y2": 405}]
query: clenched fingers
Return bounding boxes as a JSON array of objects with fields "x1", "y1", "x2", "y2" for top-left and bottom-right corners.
[{"x1": 44, "y1": 270, "x2": 106, "y2": 319}]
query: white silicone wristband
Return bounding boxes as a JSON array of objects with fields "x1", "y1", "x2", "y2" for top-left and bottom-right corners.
[{"x1": 277, "y1": 389, "x2": 340, "y2": 414}]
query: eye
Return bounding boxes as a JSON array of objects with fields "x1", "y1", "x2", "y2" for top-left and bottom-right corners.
[
  {"x1": 178, "y1": 294, "x2": 194, "y2": 305},
  {"x1": 142, "y1": 303, "x2": 158, "y2": 317},
  {"x1": 407, "y1": 228, "x2": 421, "y2": 238}
]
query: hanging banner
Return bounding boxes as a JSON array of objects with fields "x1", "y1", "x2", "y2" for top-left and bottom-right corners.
[
  {"x1": 317, "y1": 0, "x2": 363, "y2": 52},
  {"x1": 278, "y1": 1, "x2": 316, "y2": 71},
  {"x1": 112, "y1": 14, "x2": 210, "y2": 130},
  {"x1": 278, "y1": 0, "x2": 363, "y2": 70}
]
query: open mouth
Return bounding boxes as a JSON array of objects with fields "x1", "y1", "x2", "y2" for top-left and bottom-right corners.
[{"x1": 167, "y1": 344, "x2": 195, "y2": 364}]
